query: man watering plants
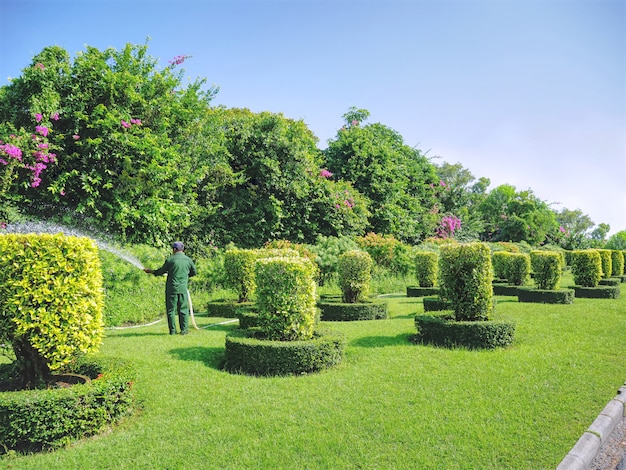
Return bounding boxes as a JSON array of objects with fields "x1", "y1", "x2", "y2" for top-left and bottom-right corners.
[{"x1": 144, "y1": 241, "x2": 197, "y2": 335}]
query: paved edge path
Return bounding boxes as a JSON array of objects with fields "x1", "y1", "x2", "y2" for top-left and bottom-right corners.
[{"x1": 557, "y1": 382, "x2": 626, "y2": 470}]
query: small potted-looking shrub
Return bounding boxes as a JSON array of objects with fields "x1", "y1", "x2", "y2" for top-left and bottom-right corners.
[
  {"x1": 223, "y1": 256, "x2": 345, "y2": 376},
  {"x1": 517, "y1": 251, "x2": 574, "y2": 304},
  {"x1": 570, "y1": 250, "x2": 620, "y2": 299},
  {"x1": 492, "y1": 252, "x2": 530, "y2": 296},
  {"x1": 317, "y1": 250, "x2": 388, "y2": 321},
  {"x1": 406, "y1": 251, "x2": 439, "y2": 297},
  {"x1": 414, "y1": 242, "x2": 515, "y2": 349}
]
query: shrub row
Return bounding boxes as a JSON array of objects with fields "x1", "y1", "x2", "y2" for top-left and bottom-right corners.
[
  {"x1": 317, "y1": 300, "x2": 388, "y2": 321},
  {"x1": 571, "y1": 250, "x2": 603, "y2": 287},
  {"x1": 530, "y1": 251, "x2": 562, "y2": 290},
  {"x1": 517, "y1": 287, "x2": 574, "y2": 304},
  {"x1": 573, "y1": 285, "x2": 620, "y2": 299},
  {"x1": 223, "y1": 328, "x2": 346, "y2": 376},
  {"x1": 406, "y1": 286, "x2": 440, "y2": 297},
  {"x1": 0, "y1": 356, "x2": 135, "y2": 454},
  {"x1": 413, "y1": 251, "x2": 438, "y2": 287},
  {"x1": 413, "y1": 312, "x2": 516, "y2": 349},
  {"x1": 206, "y1": 301, "x2": 255, "y2": 318}
]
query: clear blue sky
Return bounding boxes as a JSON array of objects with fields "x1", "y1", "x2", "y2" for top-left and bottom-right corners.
[{"x1": 1, "y1": 0, "x2": 624, "y2": 235}]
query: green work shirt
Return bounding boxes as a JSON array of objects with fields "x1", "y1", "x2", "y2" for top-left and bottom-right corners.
[{"x1": 152, "y1": 252, "x2": 197, "y2": 294}]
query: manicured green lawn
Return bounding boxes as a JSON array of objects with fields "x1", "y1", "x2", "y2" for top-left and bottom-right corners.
[{"x1": 4, "y1": 282, "x2": 626, "y2": 469}]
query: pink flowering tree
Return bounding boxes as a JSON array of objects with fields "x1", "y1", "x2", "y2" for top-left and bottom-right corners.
[{"x1": 436, "y1": 215, "x2": 462, "y2": 239}]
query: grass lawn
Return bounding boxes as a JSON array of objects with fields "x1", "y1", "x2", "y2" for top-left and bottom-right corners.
[{"x1": 3, "y1": 276, "x2": 626, "y2": 469}]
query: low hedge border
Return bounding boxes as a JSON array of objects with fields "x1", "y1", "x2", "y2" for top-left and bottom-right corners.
[
  {"x1": 406, "y1": 286, "x2": 439, "y2": 297},
  {"x1": 0, "y1": 356, "x2": 136, "y2": 454},
  {"x1": 413, "y1": 311, "x2": 516, "y2": 349},
  {"x1": 206, "y1": 301, "x2": 255, "y2": 318},
  {"x1": 492, "y1": 283, "x2": 520, "y2": 296},
  {"x1": 317, "y1": 300, "x2": 388, "y2": 321},
  {"x1": 517, "y1": 287, "x2": 575, "y2": 304},
  {"x1": 572, "y1": 285, "x2": 621, "y2": 299},
  {"x1": 599, "y1": 278, "x2": 621, "y2": 287},
  {"x1": 223, "y1": 328, "x2": 346, "y2": 376},
  {"x1": 423, "y1": 296, "x2": 453, "y2": 312}
]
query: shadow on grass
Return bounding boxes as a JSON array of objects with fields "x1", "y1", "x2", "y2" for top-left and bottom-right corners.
[
  {"x1": 105, "y1": 331, "x2": 169, "y2": 338},
  {"x1": 350, "y1": 333, "x2": 413, "y2": 348},
  {"x1": 169, "y1": 346, "x2": 225, "y2": 369},
  {"x1": 390, "y1": 313, "x2": 418, "y2": 320}
]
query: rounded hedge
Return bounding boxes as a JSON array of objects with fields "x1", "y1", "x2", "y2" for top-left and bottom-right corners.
[
  {"x1": 223, "y1": 328, "x2": 345, "y2": 376},
  {"x1": 516, "y1": 287, "x2": 574, "y2": 304},
  {"x1": 414, "y1": 251, "x2": 438, "y2": 287},
  {"x1": 573, "y1": 285, "x2": 620, "y2": 299},
  {"x1": 406, "y1": 286, "x2": 439, "y2": 297},
  {"x1": 422, "y1": 296, "x2": 453, "y2": 312},
  {"x1": 0, "y1": 356, "x2": 135, "y2": 454},
  {"x1": 413, "y1": 312, "x2": 516, "y2": 349},
  {"x1": 318, "y1": 300, "x2": 388, "y2": 321}
]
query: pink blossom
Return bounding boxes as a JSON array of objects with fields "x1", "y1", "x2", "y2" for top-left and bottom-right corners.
[
  {"x1": 168, "y1": 55, "x2": 189, "y2": 66},
  {"x1": 439, "y1": 180, "x2": 446, "y2": 187},
  {"x1": 130, "y1": 118, "x2": 142, "y2": 125},
  {"x1": 60, "y1": 190, "x2": 66, "y2": 196},
  {"x1": 559, "y1": 226, "x2": 566, "y2": 233},
  {"x1": 0, "y1": 221, "x2": 6, "y2": 229},
  {"x1": 50, "y1": 112, "x2": 59, "y2": 121},
  {"x1": 319, "y1": 169, "x2": 333, "y2": 178},
  {"x1": 35, "y1": 113, "x2": 43, "y2": 122},
  {"x1": 34, "y1": 63, "x2": 45, "y2": 71},
  {"x1": 38, "y1": 143, "x2": 49, "y2": 149},
  {"x1": 73, "y1": 134, "x2": 80, "y2": 140},
  {"x1": 35, "y1": 125, "x2": 49, "y2": 137},
  {"x1": 121, "y1": 120, "x2": 131, "y2": 129},
  {"x1": 0, "y1": 144, "x2": 23, "y2": 160}
]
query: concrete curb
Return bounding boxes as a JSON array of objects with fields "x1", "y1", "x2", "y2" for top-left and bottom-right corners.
[{"x1": 557, "y1": 383, "x2": 626, "y2": 469}]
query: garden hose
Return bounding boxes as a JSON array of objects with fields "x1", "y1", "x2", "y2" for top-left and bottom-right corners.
[{"x1": 188, "y1": 288, "x2": 200, "y2": 330}]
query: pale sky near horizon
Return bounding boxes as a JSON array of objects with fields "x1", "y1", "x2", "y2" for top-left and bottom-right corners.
[{"x1": 1, "y1": 0, "x2": 624, "y2": 235}]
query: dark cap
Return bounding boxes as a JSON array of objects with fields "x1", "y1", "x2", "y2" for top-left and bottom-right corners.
[{"x1": 172, "y1": 241, "x2": 184, "y2": 251}]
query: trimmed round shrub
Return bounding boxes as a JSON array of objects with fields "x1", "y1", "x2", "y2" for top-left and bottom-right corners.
[
  {"x1": 517, "y1": 287, "x2": 574, "y2": 304},
  {"x1": 338, "y1": 250, "x2": 373, "y2": 303},
  {"x1": 611, "y1": 250, "x2": 624, "y2": 277},
  {"x1": 597, "y1": 249, "x2": 613, "y2": 279},
  {"x1": 506, "y1": 253, "x2": 531, "y2": 286},
  {"x1": 223, "y1": 328, "x2": 345, "y2": 376},
  {"x1": 255, "y1": 257, "x2": 317, "y2": 341},
  {"x1": 414, "y1": 251, "x2": 438, "y2": 287},
  {"x1": 318, "y1": 300, "x2": 388, "y2": 321},
  {"x1": 223, "y1": 249, "x2": 258, "y2": 303},
  {"x1": 573, "y1": 285, "x2": 620, "y2": 299},
  {"x1": 491, "y1": 251, "x2": 509, "y2": 280},
  {"x1": 530, "y1": 251, "x2": 562, "y2": 290},
  {"x1": 0, "y1": 356, "x2": 135, "y2": 454},
  {"x1": 439, "y1": 242, "x2": 493, "y2": 321},
  {"x1": 571, "y1": 250, "x2": 602, "y2": 287},
  {"x1": 413, "y1": 312, "x2": 515, "y2": 349},
  {"x1": 0, "y1": 234, "x2": 104, "y2": 387}
]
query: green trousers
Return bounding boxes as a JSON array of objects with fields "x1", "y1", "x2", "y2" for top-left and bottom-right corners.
[{"x1": 165, "y1": 292, "x2": 189, "y2": 334}]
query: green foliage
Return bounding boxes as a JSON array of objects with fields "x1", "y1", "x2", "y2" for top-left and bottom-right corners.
[
  {"x1": 491, "y1": 251, "x2": 509, "y2": 280},
  {"x1": 414, "y1": 312, "x2": 515, "y2": 349},
  {"x1": 610, "y1": 250, "x2": 624, "y2": 276},
  {"x1": 255, "y1": 257, "x2": 317, "y2": 341},
  {"x1": 356, "y1": 232, "x2": 414, "y2": 276},
  {"x1": 530, "y1": 251, "x2": 562, "y2": 290},
  {"x1": 324, "y1": 110, "x2": 440, "y2": 244},
  {"x1": 0, "y1": 234, "x2": 104, "y2": 386},
  {"x1": 573, "y1": 285, "x2": 620, "y2": 299},
  {"x1": 438, "y1": 242, "x2": 493, "y2": 321},
  {"x1": 505, "y1": 253, "x2": 531, "y2": 286},
  {"x1": 414, "y1": 251, "x2": 438, "y2": 287},
  {"x1": 307, "y1": 235, "x2": 359, "y2": 285},
  {"x1": 606, "y1": 231, "x2": 626, "y2": 250},
  {"x1": 223, "y1": 249, "x2": 259, "y2": 302},
  {"x1": 0, "y1": 356, "x2": 135, "y2": 454},
  {"x1": 0, "y1": 43, "x2": 219, "y2": 246},
  {"x1": 223, "y1": 327, "x2": 345, "y2": 376},
  {"x1": 338, "y1": 250, "x2": 373, "y2": 303},
  {"x1": 597, "y1": 249, "x2": 612, "y2": 278},
  {"x1": 479, "y1": 184, "x2": 558, "y2": 245},
  {"x1": 571, "y1": 250, "x2": 602, "y2": 287}
]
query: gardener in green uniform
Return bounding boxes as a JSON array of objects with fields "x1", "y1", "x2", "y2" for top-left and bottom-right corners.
[{"x1": 144, "y1": 241, "x2": 197, "y2": 335}]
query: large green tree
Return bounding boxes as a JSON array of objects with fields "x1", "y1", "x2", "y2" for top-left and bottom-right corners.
[
  {"x1": 204, "y1": 108, "x2": 369, "y2": 247},
  {"x1": 324, "y1": 108, "x2": 439, "y2": 244},
  {"x1": 0, "y1": 43, "x2": 219, "y2": 245},
  {"x1": 478, "y1": 184, "x2": 558, "y2": 245}
]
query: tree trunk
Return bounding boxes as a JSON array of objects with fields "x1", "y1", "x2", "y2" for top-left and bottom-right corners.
[{"x1": 12, "y1": 337, "x2": 51, "y2": 389}]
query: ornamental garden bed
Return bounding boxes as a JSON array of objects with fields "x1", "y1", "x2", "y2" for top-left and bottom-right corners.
[
  {"x1": 317, "y1": 299, "x2": 388, "y2": 321},
  {"x1": 572, "y1": 285, "x2": 620, "y2": 299},
  {"x1": 0, "y1": 356, "x2": 135, "y2": 454},
  {"x1": 413, "y1": 311, "x2": 516, "y2": 349},
  {"x1": 223, "y1": 327, "x2": 345, "y2": 376},
  {"x1": 517, "y1": 287, "x2": 575, "y2": 304}
]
